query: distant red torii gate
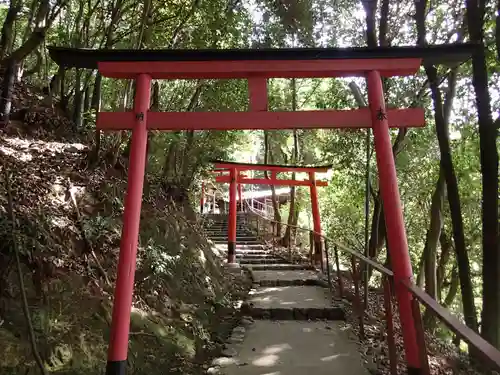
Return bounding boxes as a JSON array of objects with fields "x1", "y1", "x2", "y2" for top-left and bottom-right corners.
[
  {"x1": 212, "y1": 162, "x2": 330, "y2": 264},
  {"x1": 48, "y1": 43, "x2": 477, "y2": 375}
]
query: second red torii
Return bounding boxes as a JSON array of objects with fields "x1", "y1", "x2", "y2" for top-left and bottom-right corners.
[{"x1": 212, "y1": 161, "x2": 330, "y2": 265}]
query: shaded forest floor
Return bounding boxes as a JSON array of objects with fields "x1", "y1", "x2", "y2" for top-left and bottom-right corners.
[{"x1": 0, "y1": 82, "x2": 251, "y2": 374}]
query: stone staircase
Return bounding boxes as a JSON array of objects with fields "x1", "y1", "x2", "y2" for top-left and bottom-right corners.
[{"x1": 203, "y1": 214, "x2": 368, "y2": 375}]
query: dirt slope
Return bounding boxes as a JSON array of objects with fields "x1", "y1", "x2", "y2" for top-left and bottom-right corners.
[{"x1": 0, "y1": 83, "x2": 246, "y2": 375}]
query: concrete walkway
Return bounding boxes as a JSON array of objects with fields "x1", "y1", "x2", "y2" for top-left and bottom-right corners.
[
  {"x1": 222, "y1": 320, "x2": 367, "y2": 375},
  {"x1": 204, "y1": 214, "x2": 368, "y2": 375}
]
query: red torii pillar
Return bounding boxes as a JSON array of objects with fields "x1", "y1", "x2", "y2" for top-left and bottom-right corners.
[
  {"x1": 367, "y1": 70, "x2": 419, "y2": 372},
  {"x1": 227, "y1": 167, "x2": 238, "y2": 263},
  {"x1": 106, "y1": 74, "x2": 151, "y2": 375},
  {"x1": 308, "y1": 171, "x2": 322, "y2": 267}
]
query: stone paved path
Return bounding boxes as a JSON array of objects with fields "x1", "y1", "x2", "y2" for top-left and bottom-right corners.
[{"x1": 204, "y1": 214, "x2": 368, "y2": 375}]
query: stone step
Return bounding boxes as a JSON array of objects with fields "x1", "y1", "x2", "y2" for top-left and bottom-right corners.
[
  {"x1": 213, "y1": 240, "x2": 261, "y2": 244},
  {"x1": 204, "y1": 228, "x2": 250, "y2": 232},
  {"x1": 206, "y1": 234, "x2": 254, "y2": 238},
  {"x1": 216, "y1": 244, "x2": 268, "y2": 250},
  {"x1": 235, "y1": 250, "x2": 271, "y2": 256},
  {"x1": 204, "y1": 225, "x2": 248, "y2": 228},
  {"x1": 238, "y1": 258, "x2": 284, "y2": 264},
  {"x1": 205, "y1": 229, "x2": 252, "y2": 232},
  {"x1": 235, "y1": 254, "x2": 276, "y2": 259},
  {"x1": 252, "y1": 269, "x2": 322, "y2": 286},
  {"x1": 203, "y1": 222, "x2": 248, "y2": 229},
  {"x1": 237, "y1": 244, "x2": 267, "y2": 248},
  {"x1": 213, "y1": 240, "x2": 262, "y2": 245},
  {"x1": 247, "y1": 264, "x2": 315, "y2": 271},
  {"x1": 208, "y1": 236, "x2": 257, "y2": 240},
  {"x1": 241, "y1": 285, "x2": 345, "y2": 321},
  {"x1": 208, "y1": 232, "x2": 254, "y2": 235}
]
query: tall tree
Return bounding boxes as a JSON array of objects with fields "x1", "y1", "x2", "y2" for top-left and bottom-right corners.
[
  {"x1": 282, "y1": 78, "x2": 300, "y2": 247},
  {"x1": 465, "y1": 0, "x2": 500, "y2": 348},
  {"x1": 415, "y1": 0, "x2": 479, "y2": 333}
]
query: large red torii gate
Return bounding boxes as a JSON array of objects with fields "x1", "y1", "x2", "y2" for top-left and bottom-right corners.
[
  {"x1": 211, "y1": 161, "x2": 330, "y2": 264},
  {"x1": 48, "y1": 43, "x2": 476, "y2": 375}
]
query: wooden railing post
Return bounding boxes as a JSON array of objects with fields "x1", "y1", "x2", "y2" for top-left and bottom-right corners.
[
  {"x1": 334, "y1": 245, "x2": 344, "y2": 299},
  {"x1": 324, "y1": 239, "x2": 333, "y2": 294},
  {"x1": 383, "y1": 276, "x2": 398, "y2": 375},
  {"x1": 411, "y1": 297, "x2": 431, "y2": 375},
  {"x1": 309, "y1": 230, "x2": 315, "y2": 266},
  {"x1": 351, "y1": 256, "x2": 365, "y2": 339}
]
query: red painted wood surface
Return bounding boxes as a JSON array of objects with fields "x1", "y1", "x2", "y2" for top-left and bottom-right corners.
[
  {"x1": 107, "y1": 74, "x2": 151, "y2": 364},
  {"x1": 98, "y1": 58, "x2": 421, "y2": 79},
  {"x1": 214, "y1": 163, "x2": 330, "y2": 173},
  {"x1": 367, "y1": 70, "x2": 420, "y2": 370},
  {"x1": 96, "y1": 108, "x2": 425, "y2": 131},
  {"x1": 227, "y1": 168, "x2": 237, "y2": 263},
  {"x1": 309, "y1": 172, "x2": 323, "y2": 263},
  {"x1": 215, "y1": 176, "x2": 328, "y2": 187}
]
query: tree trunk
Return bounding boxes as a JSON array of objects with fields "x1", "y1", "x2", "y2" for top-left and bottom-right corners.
[
  {"x1": 436, "y1": 230, "x2": 452, "y2": 300},
  {"x1": 425, "y1": 65, "x2": 478, "y2": 333},
  {"x1": 367, "y1": 193, "x2": 386, "y2": 276},
  {"x1": 3, "y1": 0, "x2": 67, "y2": 66},
  {"x1": 73, "y1": 69, "x2": 83, "y2": 128},
  {"x1": 0, "y1": 59, "x2": 16, "y2": 126},
  {"x1": 361, "y1": 0, "x2": 377, "y2": 47},
  {"x1": 83, "y1": 84, "x2": 91, "y2": 112},
  {"x1": 416, "y1": 253, "x2": 425, "y2": 288},
  {"x1": 466, "y1": 0, "x2": 500, "y2": 348},
  {"x1": 60, "y1": 68, "x2": 68, "y2": 111},
  {"x1": 282, "y1": 184, "x2": 296, "y2": 247},
  {"x1": 282, "y1": 79, "x2": 299, "y2": 247},
  {"x1": 422, "y1": 170, "x2": 445, "y2": 326},
  {"x1": 147, "y1": 81, "x2": 160, "y2": 157},
  {"x1": 442, "y1": 266, "x2": 459, "y2": 308},
  {"x1": 416, "y1": 0, "x2": 479, "y2": 334},
  {"x1": 264, "y1": 130, "x2": 282, "y2": 236},
  {"x1": 88, "y1": 73, "x2": 102, "y2": 166},
  {"x1": 0, "y1": 3, "x2": 20, "y2": 59}
]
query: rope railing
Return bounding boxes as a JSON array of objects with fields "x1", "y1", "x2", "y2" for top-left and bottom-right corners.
[{"x1": 240, "y1": 203, "x2": 500, "y2": 374}]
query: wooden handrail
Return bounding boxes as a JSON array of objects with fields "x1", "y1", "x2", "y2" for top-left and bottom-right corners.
[
  {"x1": 245, "y1": 202, "x2": 393, "y2": 276},
  {"x1": 403, "y1": 281, "x2": 500, "y2": 370}
]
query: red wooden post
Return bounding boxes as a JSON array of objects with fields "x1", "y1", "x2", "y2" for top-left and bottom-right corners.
[
  {"x1": 309, "y1": 171, "x2": 323, "y2": 267},
  {"x1": 200, "y1": 181, "x2": 205, "y2": 213},
  {"x1": 238, "y1": 183, "x2": 242, "y2": 211},
  {"x1": 106, "y1": 73, "x2": 151, "y2": 375},
  {"x1": 367, "y1": 70, "x2": 420, "y2": 374},
  {"x1": 227, "y1": 167, "x2": 237, "y2": 263}
]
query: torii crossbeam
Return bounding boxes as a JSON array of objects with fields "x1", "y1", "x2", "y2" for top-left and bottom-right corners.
[{"x1": 48, "y1": 43, "x2": 477, "y2": 375}]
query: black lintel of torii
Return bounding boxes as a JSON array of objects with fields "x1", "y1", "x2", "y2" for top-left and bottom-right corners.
[{"x1": 47, "y1": 43, "x2": 479, "y2": 70}]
